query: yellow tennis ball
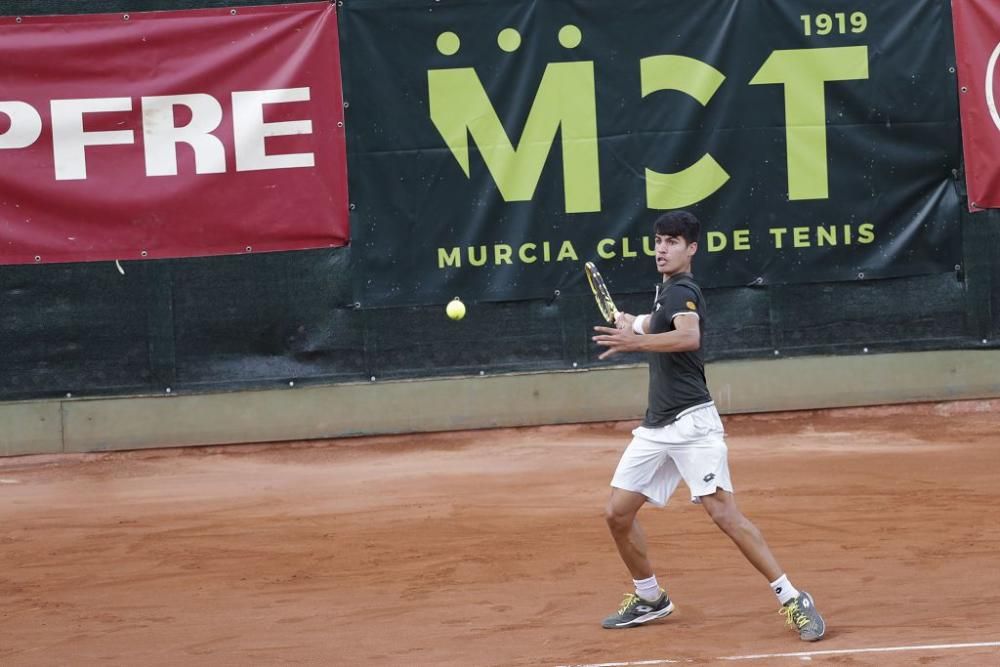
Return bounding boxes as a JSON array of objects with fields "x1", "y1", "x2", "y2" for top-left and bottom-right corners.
[{"x1": 446, "y1": 298, "x2": 466, "y2": 320}]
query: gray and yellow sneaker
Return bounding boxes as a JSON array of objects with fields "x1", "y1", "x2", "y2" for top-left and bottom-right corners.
[
  {"x1": 780, "y1": 591, "x2": 826, "y2": 641},
  {"x1": 601, "y1": 589, "x2": 675, "y2": 629}
]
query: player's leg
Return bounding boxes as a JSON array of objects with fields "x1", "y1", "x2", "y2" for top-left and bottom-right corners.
[
  {"x1": 665, "y1": 405, "x2": 778, "y2": 576},
  {"x1": 601, "y1": 487, "x2": 675, "y2": 628},
  {"x1": 601, "y1": 433, "x2": 679, "y2": 629},
  {"x1": 604, "y1": 487, "x2": 653, "y2": 579},
  {"x1": 698, "y1": 489, "x2": 781, "y2": 580},
  {"x1": 698, "y1": 491, "x2": 825, "y2": 641},
  {"x1": 670, "y1": 405, "x2": 826, "y2": 641},
  {"x1": 605, "y1": 432, "x2": 679, "y2": 578}
]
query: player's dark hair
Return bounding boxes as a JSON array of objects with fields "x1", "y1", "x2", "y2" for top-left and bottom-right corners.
[{"x1": 653, "y1": 211, "x2": 701, "y2": 244}]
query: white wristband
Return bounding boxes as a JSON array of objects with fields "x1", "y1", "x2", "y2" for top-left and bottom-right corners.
[{"x1": 632, "y1": 314, "x2": 647, "y2": 335}]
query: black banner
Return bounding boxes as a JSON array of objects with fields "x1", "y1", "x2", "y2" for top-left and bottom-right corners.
[{"x1": 341, "y1": 0, "x2": 961, "y2": 307}]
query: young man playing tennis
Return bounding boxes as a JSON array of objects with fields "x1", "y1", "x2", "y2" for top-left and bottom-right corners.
[{"x1": 591, "y1": 210, "x2": 825, "y2": 641}]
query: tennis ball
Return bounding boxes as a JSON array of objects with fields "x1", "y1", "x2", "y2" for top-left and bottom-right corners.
[{"x1": 446, "y1": 297, "x2": 466, "y2": 321}]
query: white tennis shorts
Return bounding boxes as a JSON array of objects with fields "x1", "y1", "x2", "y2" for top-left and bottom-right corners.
[{"x1": 610, "y1": 402, "x2": 733, "y2": 507}]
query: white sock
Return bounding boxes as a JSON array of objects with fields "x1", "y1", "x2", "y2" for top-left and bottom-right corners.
[
  {"x1": 633, "y1": 575, "x2": 661, "y2": 601},
  {"x1": 769, "y1": 574, "x2": 800, "y2": 605}
]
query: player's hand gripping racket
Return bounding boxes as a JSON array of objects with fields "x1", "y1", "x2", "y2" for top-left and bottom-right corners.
[{"x1": 584, "y1": 261, "x2": 620, "y2": 325}]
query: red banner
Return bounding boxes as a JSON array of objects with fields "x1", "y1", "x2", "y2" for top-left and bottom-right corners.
[
  {"x1": 953, "y1": 0, "x2": 1000, "y2": 211},
  {"x1": 0, "y1": 3, "x2": 348, "y2": 265}
]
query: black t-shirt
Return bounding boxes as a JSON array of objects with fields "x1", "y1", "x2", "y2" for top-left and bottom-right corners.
[{"x1": 641, "y1": 273, "x2": 712, "y2": 428}]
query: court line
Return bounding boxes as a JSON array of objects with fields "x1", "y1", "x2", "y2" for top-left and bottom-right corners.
[
  {"x1": 555, "y1": 640, "x2": 1000, "y2": 667},
  {"x1": 556, "y1": 660, "x2": 679, "y2": 667},
  {"x1": 720, "y1": 640, "x2": 1000, "y2": 661}
]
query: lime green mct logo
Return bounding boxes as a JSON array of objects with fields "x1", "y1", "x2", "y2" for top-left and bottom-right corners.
[
  {"x1": 640, "y1": 54, "x2": 729, "y2": 209},
  {"x1": 429, "y1": 26, "x2": 600, "y2": 214},
  {"x1": 751, "y1": 47, "x2": 869, "y2": 200},
  {"x1": 428, "y1": 28, "x2": 868, "y2": 212}
]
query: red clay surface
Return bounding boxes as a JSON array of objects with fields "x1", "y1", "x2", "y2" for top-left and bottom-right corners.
[{"x1": 2, "y1": 400, "x2": 999, "y2": 666}]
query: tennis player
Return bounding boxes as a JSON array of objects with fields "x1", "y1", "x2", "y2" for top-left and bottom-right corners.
[{"x1": 591, "y1": 210, "x2": 825, "y2": 640}]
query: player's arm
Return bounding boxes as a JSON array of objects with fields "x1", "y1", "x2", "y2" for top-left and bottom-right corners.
[
  {"x1": 635, "y1": 313, "x2": 700, "y2": 352},
  {"x1": 592, "y1": 314, "x2": 699, "y2": 359}
]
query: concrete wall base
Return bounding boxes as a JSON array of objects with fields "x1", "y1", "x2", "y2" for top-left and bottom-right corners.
[{"x1": 2, "y1": 350, "x2": 998, "y2": 457}]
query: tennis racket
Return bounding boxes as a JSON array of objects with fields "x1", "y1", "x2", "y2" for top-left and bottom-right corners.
[{"x1": 584, "y1": 261, "x2": 620, "y2": 325}]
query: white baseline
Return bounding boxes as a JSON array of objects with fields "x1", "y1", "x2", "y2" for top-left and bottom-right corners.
[{"x1": 555, "y1": 640, "x2": 1000, "y2": 667}]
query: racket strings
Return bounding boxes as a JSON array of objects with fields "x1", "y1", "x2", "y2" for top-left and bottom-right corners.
[{"x1": 585, "y1": 262, "x2": 619, "y2": 324}]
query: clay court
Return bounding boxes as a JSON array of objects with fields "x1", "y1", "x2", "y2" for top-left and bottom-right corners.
[{"x1": 2, "y1": 400, "x2": 999, "y2": 666}]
